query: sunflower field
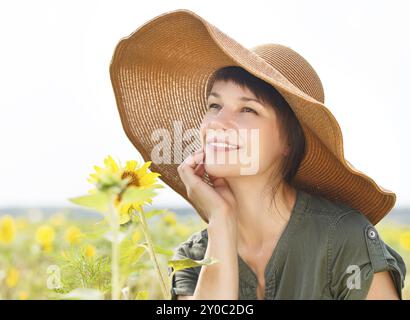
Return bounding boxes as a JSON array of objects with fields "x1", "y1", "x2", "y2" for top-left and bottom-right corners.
[{"x1": 0, "y1": 155, "x2": 409, "y2": 300}]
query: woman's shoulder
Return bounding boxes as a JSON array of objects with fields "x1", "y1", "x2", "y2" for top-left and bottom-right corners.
[
  {"x1": 301, "y1": 190, "x2": 360, "y2": 221},
  {"x1": 300, "y1": 191, "x2": 382, "y2": 233},
  {"x1": 300, "y1": 191, "x2": 406, "y2": 298},
  {"x1": 326, "y1": 208, "x2": 407, "y2": 299}
]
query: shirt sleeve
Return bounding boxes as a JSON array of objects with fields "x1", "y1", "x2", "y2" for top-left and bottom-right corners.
[
  {"x1": 329, "y1": 210, "x2": 406, "y2": 300},
  {"x1": 167, "y1": 229, "x2": 208, "y2": 300}
]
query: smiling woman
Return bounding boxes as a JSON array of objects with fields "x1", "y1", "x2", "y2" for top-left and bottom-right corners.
[
  {"x1": 109, "y1": 9, "x2": 406, "y2": 300},
  {"x1": 201, "y1": 66, "x2": 306, "y2": 208},
  {"x1": 171, "y1": 66, "x2": 406, "y2": 300}
]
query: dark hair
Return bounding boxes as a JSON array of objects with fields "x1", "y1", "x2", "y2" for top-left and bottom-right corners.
[{"x1": 205, "y1": 66, "x2": 306, "y2": 217}]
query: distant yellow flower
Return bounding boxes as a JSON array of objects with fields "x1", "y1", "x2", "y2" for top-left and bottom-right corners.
[
  {"x1": 399, "y1": 231, "x2": 410, "y2": 251},
  {"x1": 43, "y1": 242, "x2": 53, "y2": 253},
  {"x1": 18, "y1": 291, "x2": 28, "y2": 300},
  {"x1": 162, "y1": 212, "x2": 177, "y2": 226},
  {"x1": 132, "y1": 230, "x2": 142, "y2": 243},
  {"x1": 6, "y1": 267, "x2": 19, "y2": 288},
  {"x1": 0, "y1": 215, "x2": 16, "y2": 245},
  {"x1": 84, "y1": 244, "x2": 96, "y2": 258},
  {"x1": 35, "y1": 225, "x2": 55, "y2": 252},
  {"x1": 174, "y1": 224, "x2": 191, "y2": 238},
  {"x1": 50, "y1": 213, "x2": 65, "y2": 227},
  {"x1": 87, "y1": 155, "x2": 163, "y2": 224},
  {"x1": 64, "y1": 226, "x2": 82, "y2": 245}
]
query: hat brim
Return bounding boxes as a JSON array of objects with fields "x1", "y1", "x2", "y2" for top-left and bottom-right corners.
[{"x1": 109, "y1": 9, "x2": 396, "y2": 225}]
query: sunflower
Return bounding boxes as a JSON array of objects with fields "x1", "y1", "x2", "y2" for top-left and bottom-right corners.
[
  {"x1": 87, "y1": 155, "x2": 125, "y2": 193},
  {"x1": 0, "y1": 215, "x2": 16, "y2": 245},
  {"x1": 35, "y1": 225, "x2": 55, "y2": 252},
  {"x1": 87, "y1": 155, "x2": 163, "y2": 224},
  {"x1": 6, "y1": 267, "x2": 19, "y2": 288},
  {"x1": 64, "y1": 226, "x2": 82, "y2": 245}
]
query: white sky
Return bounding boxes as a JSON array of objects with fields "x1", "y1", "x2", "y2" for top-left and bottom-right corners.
[{"x1": 0, "y1": 0, "x2": 409, "y2": 208}]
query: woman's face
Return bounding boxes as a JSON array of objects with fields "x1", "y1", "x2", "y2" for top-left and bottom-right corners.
[{"x1": 200, "y1": 80, "x2": 289, "y2": 177}]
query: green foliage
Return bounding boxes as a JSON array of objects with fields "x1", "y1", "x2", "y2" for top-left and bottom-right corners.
[
  {"x1": 168, "y1": 257, "x2": 219, "y2": 273},
  {"x1": 120, "y1": 186, "x2": 157, "y2": 206},
  {"x1": 69, "y1": 193, "x2": 110, "y2": 213}
]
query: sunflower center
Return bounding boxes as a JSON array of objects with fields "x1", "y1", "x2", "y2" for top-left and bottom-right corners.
[{"x1": 121, "y1": 171, "x2": 140, "y2": 187}]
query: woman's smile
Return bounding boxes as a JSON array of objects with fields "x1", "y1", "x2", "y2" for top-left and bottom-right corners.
[{"x1": 206, "y1": 141, "x2": 242, "y2": 153}]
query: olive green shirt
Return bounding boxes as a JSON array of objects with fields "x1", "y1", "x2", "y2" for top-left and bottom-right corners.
[{"x1": 168, "y1": 189, "x2": 407, "y2": 300}]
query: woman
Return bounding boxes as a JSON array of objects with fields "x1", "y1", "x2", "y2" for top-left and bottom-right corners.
[
  {"x1": 174, "y1": 66, "x2": 405, "y2": 300},
  {"x1": 109, "y1": 9, "x2": 406, "y2": 300}
]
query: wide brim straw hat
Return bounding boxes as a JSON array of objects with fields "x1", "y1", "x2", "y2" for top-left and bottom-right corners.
[{"x1": 109, "y1": 8, "x2": 396, "y2": 225}]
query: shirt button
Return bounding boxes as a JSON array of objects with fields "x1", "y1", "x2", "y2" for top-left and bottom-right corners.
[{"x1": 367, "y1": 227, "x2": 378, "y2": 240}]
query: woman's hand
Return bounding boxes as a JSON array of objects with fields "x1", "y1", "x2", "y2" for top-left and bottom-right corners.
[{"x1": 177, "y1": 146, "x2": 238, "y2": 224}]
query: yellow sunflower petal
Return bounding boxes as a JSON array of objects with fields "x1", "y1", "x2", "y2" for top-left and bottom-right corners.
[
  {"x1": 125, "y1": 160, "x2": 138, "y2": 171},
  {"x1": 139, "y1": 173, "x2": 160, "y2": 187},
  {"x1": 103, "y1": 155, "x2": 120, "y2": 173},
  {"x1": 87, "y1": 173, "x2": 99, "y2": 182},
  {"x1": 119, "y1": 203, "x2": 130, "y2": 214},
  {"x1": 137, "y1": 161, "x2": 152, "y2": 175},
  {"x1": 93, "y1": 165, "x2": 103, "y2": 173},
  {"x1": 132, "y1": 204, "x2": 143, "y2": 213}
]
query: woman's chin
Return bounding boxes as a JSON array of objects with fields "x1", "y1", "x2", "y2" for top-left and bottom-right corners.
[{"x1": 204, "y1": 162, "x2": 241, "y2": 178}]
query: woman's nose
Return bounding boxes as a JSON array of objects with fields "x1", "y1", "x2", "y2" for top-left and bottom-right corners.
[
  {"x1": 208, "y1": 108, "x2": 235, "y2": 131},
  {"x1": 202, "y1": 112, "x2": 239, "y2": 147}
]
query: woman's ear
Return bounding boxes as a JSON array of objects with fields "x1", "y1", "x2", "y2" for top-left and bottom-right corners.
[{"x1": 283, "y1": 143, "x2": 291, "y2": 156}]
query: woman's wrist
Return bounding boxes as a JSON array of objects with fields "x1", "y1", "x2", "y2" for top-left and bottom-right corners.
[{"x1": 208, "y1": 211, "x2": 237, "y2": 235}]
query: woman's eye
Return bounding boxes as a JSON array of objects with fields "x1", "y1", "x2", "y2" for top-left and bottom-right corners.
[
  {"x1": 242, "y1": 107, "x2": 258, "y2": 114},
  {"x1": 207, "y1": 104, "x2": 257, "y2": 115},
  {"x1": 207, "y1": 103, "x2": 221, "y2": 110}
]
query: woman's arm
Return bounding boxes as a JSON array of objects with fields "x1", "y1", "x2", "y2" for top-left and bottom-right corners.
[
  {"x1": 176, "y1": 148, "x2": 240, "y2": 299},
  {"x1": 177, "y1": 213, "x2": 239, "y2": 300},
  {"x1": 365, "y1": 271, "x2": 400, "y2": 300}
]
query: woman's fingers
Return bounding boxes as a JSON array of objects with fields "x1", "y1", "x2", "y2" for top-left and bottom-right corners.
[
  {"x1": 184, "y1": 150, "x2": 205, "y2": 167},
  {"x1": 211, "y1": 176, "x2": 227, "y2": 188},
  {"x1": 194, "y1": 162, "x2": 205, "y2": 177},
  {"x1": 208, "y1": 173, "x2": 217, "y2": 184},
  {"x1": 178, "y1": 151, "x2": 205, "y2": 187}
]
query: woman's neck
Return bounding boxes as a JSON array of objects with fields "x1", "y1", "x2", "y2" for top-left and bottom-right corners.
[{"x1": 225, "y1": 169, "x2": 297, "y2": 252}]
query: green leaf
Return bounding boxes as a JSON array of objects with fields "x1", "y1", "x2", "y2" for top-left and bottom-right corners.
[
  {"x1": 121, "y1": 245, "x2": 147, "y2": 265},
  {"x1": 120, "y1": 238, "x2": 147, "y2": 263},
  {"x1": 152, "y1": 244, "x2": 173, "y2": 256},
  {"x1": 144, "y1": 209, "x2": 173, "y2": 219},
  {"x1": 133, "y1": 240, "x2": 173, "y2": 256},
  {"x1": 129, "y1": 209, "x2": 173, "y2": 224},
  {"x1": 137, "y1": 243, "x2": 149, "y2": 251},
  {"x1": 168, "y1": 257, "x2": 219, "y2": 272},
  {"x1": 135, "y1": 290, "x2": 149, "y2": 300},
  {"x1": 120, "y1": 186, "x2": 157, "y2": 205},
  {"x1": 68, "y1": 192, "x2": 110, "y2": 213}
]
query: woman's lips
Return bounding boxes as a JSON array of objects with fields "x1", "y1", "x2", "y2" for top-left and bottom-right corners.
[{"x1": 206, "y1": 142, "x2": 241, "y2": 152}]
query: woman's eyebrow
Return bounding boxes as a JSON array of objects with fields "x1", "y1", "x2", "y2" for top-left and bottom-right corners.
[{"x1": 209, "y1": 91, "x2": 265, "y2": 106}]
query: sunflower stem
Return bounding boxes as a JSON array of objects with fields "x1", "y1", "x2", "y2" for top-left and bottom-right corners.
[
  {"x1": 138, "y1": 208, "x2": 170, "y2": 299},
  {"x1": 109, "y1": 195, "x2": 120, "y2": 300}
]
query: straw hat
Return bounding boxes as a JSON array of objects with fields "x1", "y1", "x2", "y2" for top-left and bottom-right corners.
[{"x1": 109, "y1": 8, "x2": 396, "y2": 225}]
